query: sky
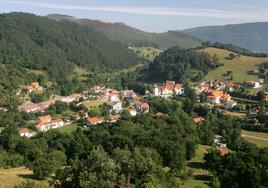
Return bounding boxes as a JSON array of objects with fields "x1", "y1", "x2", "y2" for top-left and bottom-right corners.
[{"x1": 1, "y1": 0, "x2": 268, "y2": 32}]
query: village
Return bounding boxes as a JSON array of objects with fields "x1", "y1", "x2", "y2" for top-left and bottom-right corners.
[{"x1": 15, "y1": 78, "x2": 268, "y2": 155}]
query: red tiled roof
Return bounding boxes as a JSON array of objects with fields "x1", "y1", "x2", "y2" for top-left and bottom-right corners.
[
  {"x1": 86, "y1": 117, "x2": 101, "y2": 124},
  {"x1": 39, "y1": 115, "x2": 52, "y2": 123},
  {"x1": 219, "y1": 147, "x2": 229, "y2": 157},
  {"x1": 141, "y1": 103, "x2": 149, "y2": 110},
  {"x1": 193, "y1": 117, "x2": 205, "y2": 124},
  {"x1": 31, "y1": 82, "x2": 40, "y2": 88},
  {"x1": 19, "y1": 128, "x2": 29, "y2": 134}
]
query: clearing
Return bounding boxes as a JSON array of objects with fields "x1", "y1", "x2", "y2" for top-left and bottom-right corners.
[
  {"x1": 242, "y1": 130, "x2": 268, "y2": 148},
  {"x1": 131, "y1": 47, "x2": 163, "y2": 61},
  {"x1": 57, "y1": 124, "x2": 80, "y2": 134},
  {"x1": 200, "y1": 47, "x2": 268, "y2": 83},
  {"x1": 0, "y1": 167, "x2": 49, "y2": 188},
  {"x1": 182, "y1": 145, "x2": 213, "y2": 188}
]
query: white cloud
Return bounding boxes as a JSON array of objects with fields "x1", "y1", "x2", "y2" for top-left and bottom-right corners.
[{"x1": 1, "y1": 0, "x2": 268, "y2": 21}]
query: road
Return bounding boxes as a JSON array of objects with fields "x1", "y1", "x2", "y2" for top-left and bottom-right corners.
[
  {"x1": 231, "y1": 97, "x2": 258, "y2": 103},
  {"x1": 241, "y1": 134, "x2": 268, "y2": 141}
]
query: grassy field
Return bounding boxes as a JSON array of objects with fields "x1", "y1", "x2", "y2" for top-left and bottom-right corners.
[
  {"x1": 182, "y1": 145, "x2": 213, "y2": 188},
  {"x1": 57, "y1": 124, "x2": 80, "y2": 134},
  {"x1": 242, "y1": 130, "x2": 268, "y2": 148},
  {"x1": 0, "y1": 167, "x2": 49, "y2": 188},
  {"x1": 83, "y1": 99, "x2": 109, "y2": 108},
  {"x1": 132, "y1": 47, "x2": 163, "y2": 61},
  {"x1": 200, "y1": 47, "x2": 268, "y2": 83}
]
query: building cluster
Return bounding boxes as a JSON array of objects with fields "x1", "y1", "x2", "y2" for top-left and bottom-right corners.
[
  {"x1": 195, "y1": 80, "x2": 237, "y2": 109},
  {"x1": 17, "y1": 82, "x2": 43, "y2": 95},
  {"x1": 153, "y1": 80, "x2": 184, "y2": 98},
  {"x1": 18, "y1": 94, "x2": 83, "y2": 113},
  {"x1": 19, "y1": 115, "x2": 67, "y2": 138}
]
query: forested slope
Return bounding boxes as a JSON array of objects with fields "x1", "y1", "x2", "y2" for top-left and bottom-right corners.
[
  {"x1": 0, "y1": 12, "x2": 142, "y2": 97},
  {"x1": 47, "y1": 14, "x2": 201, "y2": 49}
]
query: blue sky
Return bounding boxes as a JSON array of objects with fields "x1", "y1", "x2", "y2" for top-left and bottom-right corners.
[{"x1": 1, "y1": 0, "x2": 268, "y2": 32}]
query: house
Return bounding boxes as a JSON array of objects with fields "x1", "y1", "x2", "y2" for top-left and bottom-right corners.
[
  {"x1": 19, "y1": 128, "x2": 36, "y2": 138},
  {"x1": 112, "y1": 101, "x2": 123, "y2": 113},
  {"x1": 245, "y1": 81, "x2": 261, "y2": 88},
  {"x1": 38, "y1": 115, "x2": 52, "y2": 124},
  {"x1": 109, "y1": 115, "x2": 120, "y2": 123},
  {"x1": 219, "y1": 147, "x2": 229, "y2": 157},
  {"x1": 120, "y1": 90, "x2": 137, "y2": 100},
  {"x1": 35, "y1": 115, "x2": 64, "y2": 132},
  {"x1": 85, "y1": 117, "x2": 103, "y2": 126},
  {"x1": 108, "y1": 92, "x2": 120, "y2": 102},
  {"x1": 19, "y1": 128, "x2": 30, "y2": 137},
  {"x1": 225, "y1": 83, "x2": 236, "y2": 92},
  {"x1": 50, "y1": 119, "x2": 64, "y2": 129},
  {"x1": 225, "y1": 100, "x2": 237, "y2": 110},
  {"x1": 214, "y1": 135, "x2": 227, "y2": 148},
  {"x1": 193, "y1": 117, "x2": 205, "y2": 124},
  {"x1": 128, "y1": 107, "x2": 137, "y2": 117},
  {"x1": 153, "y1": 81, "x2": 184, "y2": 97},
  {"x1": 206, "y1": 90, "x2": 231, "y2": 104},
  {"x1": 141, "y1": 103, "x2": 150, "y2": 113}
]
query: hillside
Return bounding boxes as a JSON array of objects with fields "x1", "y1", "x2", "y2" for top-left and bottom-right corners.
[
  {"x1": 142, "y1": 47, "x2": 221, "y2": 83},
  {"x1": 181, "y1": 22, "x2": 268, "y2": 52},
  {"x1": 47, "y1": 14, "x2": 201, "y2": 49},
  {"x1": 200, "y1": 47, "x2": 268, "y2": 83},
  {"x1": 0, "y1": 12, "x2": 141, "y2": 96}
]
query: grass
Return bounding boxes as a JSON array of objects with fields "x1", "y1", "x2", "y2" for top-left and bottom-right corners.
[
  {"x1": 0, "y1": 167, "x2": 49, "y2": 188},
  {"x1": 243, "y1": 137, "x2": 268, "y2": 148},
  {"x1": 182, "y1": 145, "x2": 213, "y2": 188},
  {"x1": 242, "y1": 130, "x2": 268, "y2": 148},
  {"x1": 83, "y1": 99, "x2": 109, "y2": 108},
  {"x1": 57, "y1": 124, "x2": 80, "y2": 134},
  {"x1": 242, "y1": 130, "x2": 268, "y2": 139},
  {"x1": 131, "y1": 47, "x2": 163, "y2": 61},
  {"x1": 200, "y1": 47, "x2": 268, "y2": 83}
]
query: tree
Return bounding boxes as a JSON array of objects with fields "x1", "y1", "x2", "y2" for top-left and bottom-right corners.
[{"x1": 33, "y1": 158, "x2": 56, "y2": 179}]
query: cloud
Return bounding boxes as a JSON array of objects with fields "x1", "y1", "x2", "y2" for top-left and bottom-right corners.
[{"x1": 1, "y1": 0, "x2": 268, "y2": 21}]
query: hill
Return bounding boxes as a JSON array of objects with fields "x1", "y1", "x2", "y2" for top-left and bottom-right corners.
[
  {"x1": 199, "y1": 47, "x2": 268, "y2": 83},
  {"x1": 181, "y1": 22, "x2": 268, "y2": 52},
  {"x1": 47, "y1": 14, "x2": 201, "y2": 49},
  {"x1": 142, "y1": 47, "x2": 221, "y2": 83},
  {"x1": 0, "y1": 12, "x2": 142, "y2": 97}
]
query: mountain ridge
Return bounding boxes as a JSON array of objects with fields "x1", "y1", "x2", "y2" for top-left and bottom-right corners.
[
  {"x1": 181, "y1": 22, "x2": 268, "y2": 52},
  {"x1": 47, "y1": 14, "x2": 201, "y2": 49}
]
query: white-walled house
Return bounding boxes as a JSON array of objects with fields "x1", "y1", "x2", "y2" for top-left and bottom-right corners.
[{"x1": 112, "y1": 101, "x2": 123, "y2": 113}]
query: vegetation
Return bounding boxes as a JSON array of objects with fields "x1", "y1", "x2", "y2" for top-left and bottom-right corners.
[
  {"x1": 143, "y1": 47, "x2": 221, "y2": 83},
  {"x1": 182, "y1": 22, "x2": 268, "y2": 51},
  {"x1": 201, "y1": 47, "x2": 268, "y2": 82},
  {"x1": 0, "y1": 12, "x2": 142, "y2": 97},
  {"x1": 132, "y1": 47, "x2": 163, "y2": 61},
  {"x1": 48, "y1": 14, "x2": 201, "y2": 49}
]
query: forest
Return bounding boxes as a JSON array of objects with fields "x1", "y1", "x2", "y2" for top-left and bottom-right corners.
[
  {"x1": 0, "y1": 12, "x2": 143, "y2": 98},
  {"x1": 142, "y1": 47, "x2": 221, "y2": 83}
]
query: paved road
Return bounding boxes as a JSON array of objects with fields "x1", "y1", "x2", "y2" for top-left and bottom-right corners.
[{"x1": 241, "y1": 134, "x2": 268, "y2": 141}]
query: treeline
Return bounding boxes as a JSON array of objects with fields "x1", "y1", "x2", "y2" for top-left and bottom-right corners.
[
  {"x1": 142, "y1": 47, "x2": 221, "y2": 83},
  {"x1": 200, "y1": 42, "x2": 268, "y2": 57}
]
